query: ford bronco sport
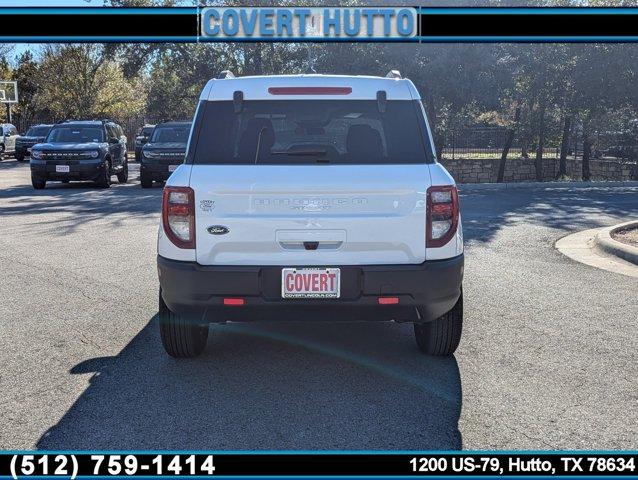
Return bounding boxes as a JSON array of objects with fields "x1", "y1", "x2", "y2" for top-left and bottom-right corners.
[
  {"x1": 30, "y1": 120, "x2": 128, "y2": 189},
  {"x1": 140, "y1": 121, "x2": 191, "y2": 188},
  {"x1": 15, "y1": 124, "x2": 52, "y2": 162},
  {"x1": 157, "y1": 71, "x2": 464, "y2": 358},
  {"x1": 134, "y1": 124, "x2": 155, "y2": 162}
]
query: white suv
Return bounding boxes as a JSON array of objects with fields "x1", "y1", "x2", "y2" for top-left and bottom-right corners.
[
  {"x1": 1, "y1": 123, "x2": 18, "y2": 158},
  {"x1": 156, "y1": 71, "x2": 464, "y2": 358}
]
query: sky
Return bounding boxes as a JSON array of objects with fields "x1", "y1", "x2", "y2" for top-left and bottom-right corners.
[{"x1": 0, "y1": 0, "x2": 105, "y2": 63}]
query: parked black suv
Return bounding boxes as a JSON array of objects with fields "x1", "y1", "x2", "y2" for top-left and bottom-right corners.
[
  {"x1": 15, "y1": 124, "x2": 52, "y2": 162},
  {"x1": 134, "y1": 124, "x2": 155, "y2": 162},
  {"x1": 30, "y1": 120, "x2": 128, "y2": 189},
  {"x1": 139, "y1": 121, "x2": 191, "y2": 188}
]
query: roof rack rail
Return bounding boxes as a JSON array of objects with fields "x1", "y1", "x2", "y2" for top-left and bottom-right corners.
[
  {"x1": 218, "y1": 70, "x2": 235, "y2": 79},
  {"x1": 386, "y1": 70, "x2": 402, "y2": 79}
]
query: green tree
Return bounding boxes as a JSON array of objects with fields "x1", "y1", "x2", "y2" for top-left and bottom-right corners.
[
  {"x1": 11, "y1": 50, "x2": 41, "y2": 126},
  {"x1": 570, "y1": 44, "x2": 638, "y2": 180},
  {"x1": 35, "y1": 45, "x2": 145, "y2": 121},
  {"x1": 0, "y1": 55, "x2": 11, "y2": 123}
]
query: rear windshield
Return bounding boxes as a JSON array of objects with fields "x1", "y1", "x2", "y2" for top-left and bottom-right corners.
[
  {"x1": 189, "y1": 100, "x2": 432, "y2": 165},
  {"x1": 141, "y1": 127, "x2": 154, "y2": 136},
  {"x1": 151, "y1": 125, "x2": 191, "y2": 144},
  {"x1": 47, "y1": 126, "x2": 104, "y2": 143},
  {"x1": 26, "y1": 126, "x2": 50, "y2": 137}
]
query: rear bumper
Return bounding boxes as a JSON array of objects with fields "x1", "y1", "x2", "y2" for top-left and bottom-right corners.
[
  {"x1": 158, "y1": 254, "x2": 464, "y2": 324},
  {"x1": 30, "y1": 159, "x2": 107, "y2": 181}
]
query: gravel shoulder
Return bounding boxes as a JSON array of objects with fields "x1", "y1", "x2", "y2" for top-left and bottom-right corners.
[{"x1": 613, "y1": 226, "x2": 638, "y2": 247}]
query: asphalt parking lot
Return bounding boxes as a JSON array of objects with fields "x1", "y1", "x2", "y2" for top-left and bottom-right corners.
[{"x1": 0, "y1": 159, "x2": 636, "y2": 450}]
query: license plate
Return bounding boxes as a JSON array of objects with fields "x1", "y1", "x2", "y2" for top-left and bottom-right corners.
[
  {"x1": 168, "y1": 164, "x2": 178, "y2": 172},
  {"x1": 55, "y1": 165, "x2": 70, "y2": 173},
  {"x1": 282, "y1": 268, "x2": 340, "y2": 299}
]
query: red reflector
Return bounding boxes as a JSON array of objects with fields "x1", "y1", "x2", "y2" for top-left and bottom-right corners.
[
  {"x1": 268, "y1": 87, "x2": 352, "y2": 95},
  {"x1": 378, "y1": 297, "x2": 400, "y2": 305},
  {"x1": 431, "y1": 203, "x2": 453, "y2": 218},
  {"x1": 168, "y1": 204, "x2": 190, "y2": 216},
  {"x1": 223, "y1": 298, "x2": 245, "y2": 306}
]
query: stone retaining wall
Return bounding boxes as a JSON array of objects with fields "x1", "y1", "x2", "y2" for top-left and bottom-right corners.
[{"x1": 440, "y1": 157, "x2": 638, "y2": 183}]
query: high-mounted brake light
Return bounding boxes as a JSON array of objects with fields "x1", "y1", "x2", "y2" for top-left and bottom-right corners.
[
  {"x1": 267, "y1": 87, "x2": 352, "y2": 95},
  {"x1": 426, "y1": 185, "x2": 459, "y2": 248},
  {"x1": 162, "y1": 186, "x2": 196, "y2": 249}
]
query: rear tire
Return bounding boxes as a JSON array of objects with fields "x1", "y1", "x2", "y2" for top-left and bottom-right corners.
[
  {"x1": 31, "y1": 174, "x2": 46, "y2": 190},
  {"x1": 117, "y1": 162, "x2": 128, "y2": 184},
  {"x1": 140, "y1": 173, "x2": 152, "y2": 188},
  {"x1": 16, "y1": 154, "x2": 25, "y2": 162},
  {"x1": 414, "y1": 291, "x2": 463, "y2": 356},
  {"x1": 159, "y1": 289, "x2": 209, "y2": 358}
]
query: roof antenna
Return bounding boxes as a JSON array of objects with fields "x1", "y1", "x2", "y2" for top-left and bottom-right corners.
[{"x1": 306, "y1": 44, "x2": 316, "y2": 74}]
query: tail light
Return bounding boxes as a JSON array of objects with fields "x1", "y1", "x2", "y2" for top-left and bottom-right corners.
[
  {"x1": 162, "y1": 186, "x2": 195, "y2": 249},
  {"x1": 426, "y1": 185, "x2": 459, "y2": 248}
]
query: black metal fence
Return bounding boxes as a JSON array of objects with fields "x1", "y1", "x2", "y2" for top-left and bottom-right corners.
[
  {"x1": 440, "y1": 124, "x2": 638, "y2": 161},
  {"x1": 440, "y1": 125, "x2": 560, "y2": 160}
]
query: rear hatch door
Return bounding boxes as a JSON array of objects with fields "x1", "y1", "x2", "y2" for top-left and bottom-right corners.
[{"x1": 191, "y1": 164, "x2": 430, "y2": 265}]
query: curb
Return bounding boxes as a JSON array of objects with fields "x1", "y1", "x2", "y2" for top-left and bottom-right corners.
[
  {"x1": 458, "y1": 180, "x2": 638, "y2": 191},
  {"x1": 595, "y1": 221, "x2": 638, "y2": 266}
]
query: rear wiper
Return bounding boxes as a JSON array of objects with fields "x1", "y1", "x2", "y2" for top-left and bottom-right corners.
[{"x1": 271, "y1": 150, "x2": 327, "y2": 157}]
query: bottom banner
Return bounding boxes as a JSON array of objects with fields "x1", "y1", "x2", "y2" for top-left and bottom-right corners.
[{"x1": 1, "y1": 452, "x2": 636, "y2": 478}]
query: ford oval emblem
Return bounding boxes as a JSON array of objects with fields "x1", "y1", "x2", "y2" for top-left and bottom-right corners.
[{"x1": 207, "y1": 225, "x2": 230, "y2": 235}]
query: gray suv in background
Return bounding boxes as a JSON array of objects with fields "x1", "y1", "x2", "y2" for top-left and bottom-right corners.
[
  {"x1": 134, "y1": 124, "x2": 155, "y2": 162},
  {"x1": 139, "y1": 121, "x2": 191, "y2": 188},
  {"x1": 15, "y1": 124, "x2": 53, "y2": 162}
]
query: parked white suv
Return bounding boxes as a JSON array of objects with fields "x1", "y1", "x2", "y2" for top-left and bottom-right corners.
[
  {"x1": 1, "y1": 123, "x2": 18, "y2": 158},
  {"x1": 157, "y1": 71, "x2": 464, "y2": 358}
]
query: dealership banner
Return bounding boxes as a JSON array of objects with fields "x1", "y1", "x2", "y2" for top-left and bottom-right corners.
[
  {"x1": 2, "y1": 6, "x2": 638, "y2": 42},
  {"x1": 0, "y1": 452, "x2": 636, "y2": 478}
]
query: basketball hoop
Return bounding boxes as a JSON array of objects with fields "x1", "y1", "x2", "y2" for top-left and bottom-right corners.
[
  {"x1": 0, "y1": 81, "x2": 18, "y2": 124},
  {"x1": 0, "y1": 81, "x2": 18, "y2": 104}
]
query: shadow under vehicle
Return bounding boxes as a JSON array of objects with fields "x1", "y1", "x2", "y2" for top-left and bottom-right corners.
[{"x1": 37, "y1": 318, "x2": 463, "y2": 450}]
